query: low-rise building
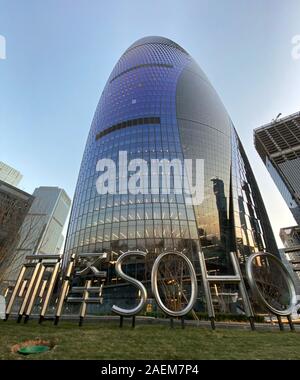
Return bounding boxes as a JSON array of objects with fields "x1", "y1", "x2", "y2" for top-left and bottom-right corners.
[{"x1": 0, "y1": 180, "x2": 33, "y2": 291}]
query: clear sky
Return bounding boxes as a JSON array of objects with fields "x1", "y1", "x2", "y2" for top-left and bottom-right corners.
[{"x1": 0, "y1": 0, "x2": 299, "y2": 247}]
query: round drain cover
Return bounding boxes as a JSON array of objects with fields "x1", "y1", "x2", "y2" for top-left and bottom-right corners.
[{"x1": 18, "y1": 345, "x2": 50, "y2": 355}]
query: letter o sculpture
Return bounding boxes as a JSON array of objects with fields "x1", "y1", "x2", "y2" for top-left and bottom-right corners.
[
  {"x1": 151, "y1": 251, "x2": 198, "y2": 317},
  {"x1": 246, "y1": 252, "x2": 297, "y2": 316}
]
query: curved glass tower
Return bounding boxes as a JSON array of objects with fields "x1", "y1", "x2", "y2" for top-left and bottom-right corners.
[{"x1": 64, "y1": 37, "x2": 277, "y2": 309}]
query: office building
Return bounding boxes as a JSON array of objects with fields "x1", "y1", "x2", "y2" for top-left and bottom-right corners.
[
  {"x1": 0, "y1": 161, "x2": 22, "y2": 187},
  {"x1": 254, "y1": 112, "x2": 300, "y2": 225},
  {"x1": 280, "y1": 226, "x2": 300, "y2": 286},
  {"x1": 0, "y1": 180, "x2": 33, "y2": 290},
  {"x1": 63, "y1": 36, "x2": 278, "y2": 311},
  {"x1": 4, "y1": 187, "x2": 71, "y2": 284}
]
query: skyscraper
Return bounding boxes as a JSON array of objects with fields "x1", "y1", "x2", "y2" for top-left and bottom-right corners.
[
  {"x1": 280, "y1": 225, "x2": 300, "y2": 286},
  {"x1": 0, "y1": 161, "x2": 22, "y2": 187},
  {"x1": 254, "y1": 111, "x2": 300, "y2": 226},
  {"x1": 3, "y1": 187, "x2": 71, "y2": 284},
  {"x1": 280, "y1": 226, "x2": 300, "y2": 248},
  {"x1": 63, "y1": 37, "x2": 277, "y2": 308}
]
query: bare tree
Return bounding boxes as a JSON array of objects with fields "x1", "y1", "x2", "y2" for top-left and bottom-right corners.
[
  {"x1": 0, "y1": 196, "x2": 28, "y2": 280},
  {"x1": 250, "y1": 256, "x2": 291, "y2": 313},
  {"x1": 155, "y1": 254, "x2": 191, "y2": 312}
]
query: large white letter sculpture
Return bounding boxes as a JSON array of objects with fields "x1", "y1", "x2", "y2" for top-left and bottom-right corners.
[
  {"x1": 198, "y1": 251, "x2": 255, "y2": 329},
  {"x1": 111, "y1": 251, "x2": 148, "y2": 316},
  {"x1": 151, "y1": 251, "x2": 198, "y2": 317},
  {"x1": 246, "y1": 252, "x2": 297, "y2": 316}
]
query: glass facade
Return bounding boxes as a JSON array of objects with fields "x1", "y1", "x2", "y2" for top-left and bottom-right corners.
[
  {"x1": 254, "y1": 112, "x2": 300, "y2": 226},
  {"x1": 63, "y1": 36, "x2": 278, "y2": 311}
]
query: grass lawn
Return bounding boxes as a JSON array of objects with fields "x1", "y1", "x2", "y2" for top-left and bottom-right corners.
[{"x1": 1, "y1": 320, "x2": 300, "y2": 360}]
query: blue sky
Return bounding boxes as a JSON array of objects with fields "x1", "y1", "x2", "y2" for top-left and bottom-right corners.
[{"x1": 0, "y1": 0, "x2": 299, "y2": 247}]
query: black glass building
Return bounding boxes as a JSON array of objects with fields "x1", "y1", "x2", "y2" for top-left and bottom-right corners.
[{"x1": 64, "y1": 37, "x2": 278, "y2": 311}]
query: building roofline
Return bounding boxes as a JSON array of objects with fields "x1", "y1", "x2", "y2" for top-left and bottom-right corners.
[
  {"x1": 254, "y1": 111, "x2": 300, "y2": 133},
  {"x1": 280, "y1": 225, "x2": 300, "y2": 231},
  {"x1": 0, "y1": 179, "x2": 32, "y2": 198},
  {"x1": 33, "y1": 186, "x2": 71, "y2": 204},
  {"x1": 124, "y1": 36, "x2": 190, "y2": 56},
  {"x1": 0, "y1": 179, "x2": 33, "y2": 203}
]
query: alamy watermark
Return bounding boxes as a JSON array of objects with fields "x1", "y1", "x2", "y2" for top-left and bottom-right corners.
[
  {"x1": 291, "y1": 35, "x2": 300, "y2": 60},
  {"x1": 0, "y1": 35, "x2": 6, "y2": 60},
  {"x1": 96, "y1": 151, "x2": 204, "y2": 205}
]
